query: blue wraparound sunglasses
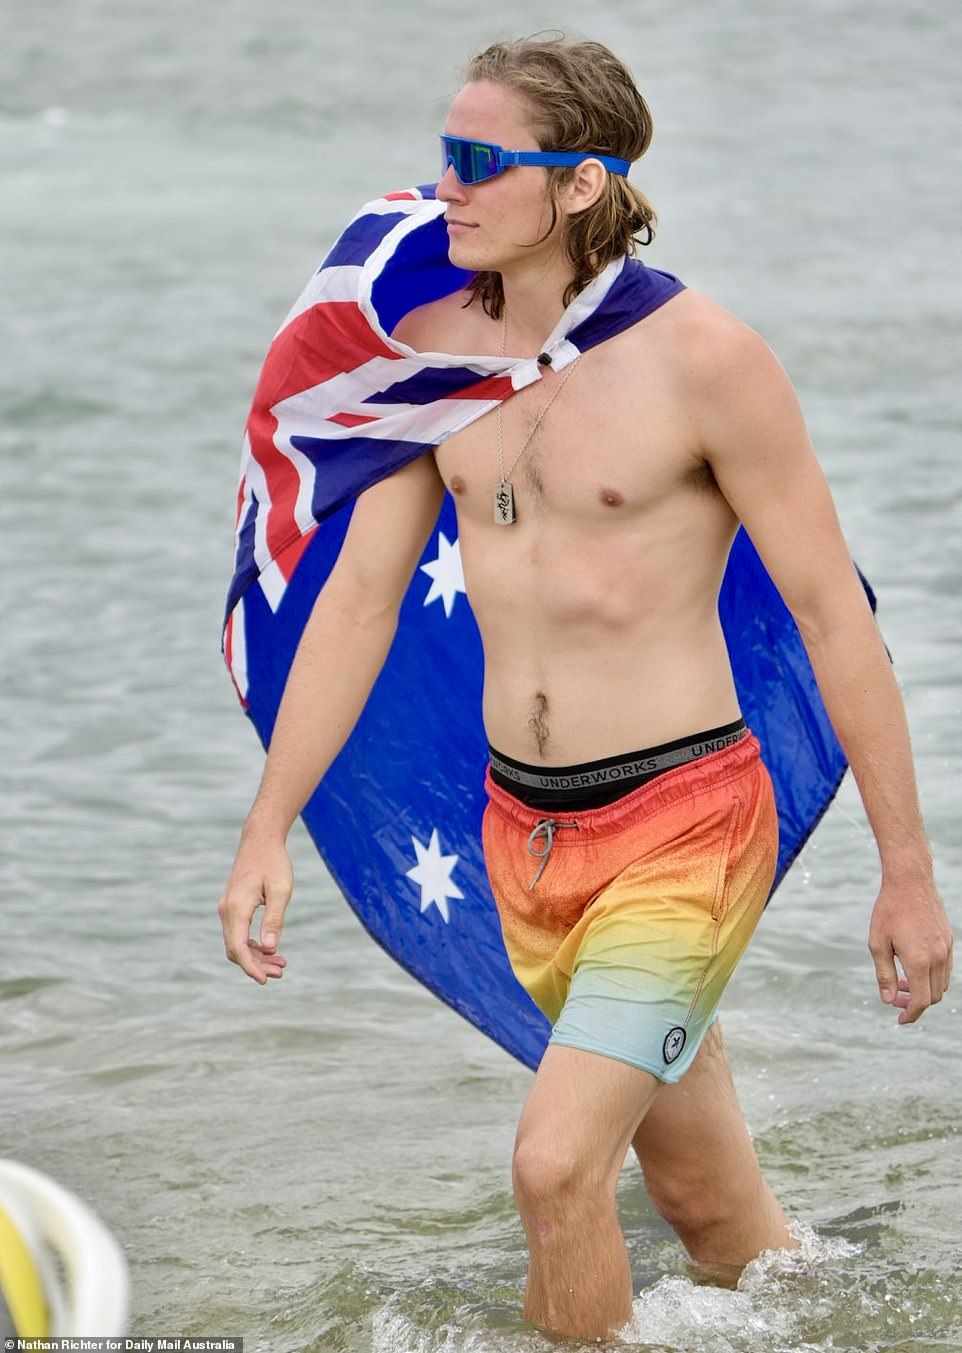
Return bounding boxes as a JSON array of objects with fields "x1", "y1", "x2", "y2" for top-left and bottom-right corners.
[{"x1": 440, "y1": 134, "x2": 631, "y2": 185}]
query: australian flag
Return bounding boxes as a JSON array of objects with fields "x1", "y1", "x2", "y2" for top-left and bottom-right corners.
[{"x1": 224, "y1": 185, "x2": 858, "y2": 1071}]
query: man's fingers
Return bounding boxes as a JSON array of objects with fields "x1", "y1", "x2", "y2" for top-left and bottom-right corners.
[
  {"x1": 896, "y1": 993, "x2": 923, "y2": 1023},
  {"x1": 906, "y1": 935, "x2": 954, "y2": 1018},
  {"x1": 935, "y1": 933, "x2": 954, "y2": 999},
  {"x1": 229, "y1": 931, "x2": 269, "y2": 983},
  {"x1": 217, "y1": 887, "x2": 255, "y2": 964},
  {"x1": 248, "y1": 941, "x2": 287, "y2": 964},
  {"x1": 897, "y1": 959, "x2": 933, "y2": 1025},
  {"x1": 248, "y1": 940, "x2": 287, "y2": 977},
  {"x1": 869, "y1": 935, "x2": 899, "y2": 1005},
  {"x1": 260, "y1": 874, "x2": 292, "y2": 953},
  {"x1": 229, "y1": 938, "x2": 286, "y2": 984}
]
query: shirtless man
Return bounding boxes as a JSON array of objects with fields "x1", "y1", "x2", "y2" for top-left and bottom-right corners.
[{"x1": 218, "y1": 37, "x2": 952, "y2": 1343}]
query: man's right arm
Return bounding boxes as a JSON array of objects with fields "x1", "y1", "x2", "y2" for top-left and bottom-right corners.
[{"x1": 218, "y1": 453, "x2": 446, "y2": 983}]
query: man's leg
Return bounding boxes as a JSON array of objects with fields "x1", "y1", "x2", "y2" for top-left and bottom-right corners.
[
  {"x1": 512, "y1": 1041, "x2": 660, "y2": 1341},
  {"x1": 631, "y1": 1020, "x2": 796, "y2": 1282}
]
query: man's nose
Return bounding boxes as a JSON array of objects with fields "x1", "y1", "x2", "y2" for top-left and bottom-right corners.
[{"x1": 436, "y1": 162, "x2": 467, "y2": 202}]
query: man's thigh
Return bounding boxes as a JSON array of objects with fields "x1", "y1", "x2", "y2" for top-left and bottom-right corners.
[
  {"x1": 631, "y1": 1020, "x2": 761, "y2": 1194},
  {"x1": 515, "y1": 1043, "x2": 661, "y2": 1196}
]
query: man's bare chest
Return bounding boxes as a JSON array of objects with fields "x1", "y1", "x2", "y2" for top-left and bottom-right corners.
[{"x1": 435, "y1": 351, "x2": 705, "y2": 528}]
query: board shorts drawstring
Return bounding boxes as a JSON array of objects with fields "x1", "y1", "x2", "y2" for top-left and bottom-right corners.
[{"x1": 527, "y1": 818, "x2": 580, "y2": 890}]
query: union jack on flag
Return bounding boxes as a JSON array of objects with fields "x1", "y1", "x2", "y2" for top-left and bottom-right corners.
[{"x1": 223, "y1": 185, "x2": 861, "y2": 1070}]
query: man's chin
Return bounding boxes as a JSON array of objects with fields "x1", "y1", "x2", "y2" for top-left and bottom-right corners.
[{"x1": 446, "y1": 235, "x2": 490, "y2": 273}]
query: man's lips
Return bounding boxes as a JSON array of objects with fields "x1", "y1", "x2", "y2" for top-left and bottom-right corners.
[{"x1": 445, "y1": 219, "x2": 477, "y2": 231}]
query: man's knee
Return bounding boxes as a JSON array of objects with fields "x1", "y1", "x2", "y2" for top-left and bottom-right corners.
[
  {"x1": 512, "y1": 1133, "x2": 607, "y2": 1207},
  {"x1": 643, "y1": 1158, "x2": 742, "y2": 1239}
]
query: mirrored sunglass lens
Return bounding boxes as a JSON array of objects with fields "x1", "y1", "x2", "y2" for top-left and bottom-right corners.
[
  {"x1": 465, "y1": 142, "x2": 498, "y2": 182},
  {"x1": 442, "y1": 139, "x2": 499, "y2": 183}
]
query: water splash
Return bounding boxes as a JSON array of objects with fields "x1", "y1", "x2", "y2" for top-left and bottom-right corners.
[
  {"x1": 367, "y1": 1219, "x2": 962, "y2": 1353},
  {"x1": 616, "y1": 1222, "x2": 862, "y2": 1353},
  {"x1": 367, "y1": 1226, "x2": 866, "y2": 1353}
]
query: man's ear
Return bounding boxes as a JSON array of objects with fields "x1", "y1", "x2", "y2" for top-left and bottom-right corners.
[{"x1": 562, "y1": 160, "x2": 608, "y2": 216}]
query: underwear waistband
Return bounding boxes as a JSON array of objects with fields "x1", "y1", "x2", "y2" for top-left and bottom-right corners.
[
  {"x1": 484, "y1": 724, "x2": 761, "y2": 835},
  {"x1": 489, "y1": 718, "x2": 747, "y2": 798}
]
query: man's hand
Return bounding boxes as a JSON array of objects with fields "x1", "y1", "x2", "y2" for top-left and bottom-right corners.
[
  {"x1": 868, "y1": 875, "x2": 953, "y2": 1023},
  {"x1": 218, "y1": 830, "x2": 293, "y2": 985}
]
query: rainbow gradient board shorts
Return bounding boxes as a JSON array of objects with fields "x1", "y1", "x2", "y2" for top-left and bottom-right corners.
[{"x1": 481, "y1": 731, "x2": 779, "y2": 1082}]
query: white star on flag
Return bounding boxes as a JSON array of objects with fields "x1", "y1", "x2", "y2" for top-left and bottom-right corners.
[
  {"x1": 420, "y1": 531, "x2": 466, "y2": 618},
  {"x1": 405, "y1": 828, "x2": 464, "y2": 923}
]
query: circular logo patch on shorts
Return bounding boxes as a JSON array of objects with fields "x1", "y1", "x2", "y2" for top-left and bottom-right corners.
[{"x1": 663, "y1": 1026, "x2": 687, "y2": 1064}]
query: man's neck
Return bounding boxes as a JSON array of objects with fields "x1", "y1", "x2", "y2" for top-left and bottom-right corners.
[{"x1": 498, "y1": 254, "x2": 579, "y2": 355}]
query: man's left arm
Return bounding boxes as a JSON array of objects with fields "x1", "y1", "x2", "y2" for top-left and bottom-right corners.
[{"x1": 695, "y1": 313, "x2": 953, "y2": 1024}]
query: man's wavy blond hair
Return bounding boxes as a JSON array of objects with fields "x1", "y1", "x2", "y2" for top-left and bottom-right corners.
[{"x1": 461, "y1": 35, "x2": 657, "y2": 318}]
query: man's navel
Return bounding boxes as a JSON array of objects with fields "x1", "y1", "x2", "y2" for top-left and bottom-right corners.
[{"x1": 527, "y1": 691, "x2": 550, "y2": 757}]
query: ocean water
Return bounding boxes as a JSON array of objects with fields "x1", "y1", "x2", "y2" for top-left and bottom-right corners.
[{"x1": 1, "y1": 1, "x2": 960, "y2": 1350}]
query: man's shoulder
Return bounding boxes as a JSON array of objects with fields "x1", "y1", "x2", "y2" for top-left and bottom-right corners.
[
  {"x1": 391, "y1": 287, "x2": 489, "y2": 353},
  {"x1": 626, "y1": 284, "x2": 752, "y2": 348},
  {"x1": 625, "y1": 285, "x2": 777, "y2": 387}
]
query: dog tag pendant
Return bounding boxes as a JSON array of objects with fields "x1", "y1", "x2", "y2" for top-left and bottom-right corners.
[{"x1": 493, "y1": 480, "x2": 516, "y2": 525}]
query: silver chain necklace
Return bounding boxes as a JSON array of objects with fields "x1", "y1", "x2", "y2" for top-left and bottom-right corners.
[{"x1": 494, "y1": 312, "x2": 579, "y2": 526}]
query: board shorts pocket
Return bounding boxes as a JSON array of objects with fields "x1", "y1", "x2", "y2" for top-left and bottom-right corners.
[{"x1": 711, "y1": 794, "x2": 743, "y2": 923}]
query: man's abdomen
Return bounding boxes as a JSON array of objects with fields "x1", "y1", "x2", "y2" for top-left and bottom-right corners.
[{"x1": 480, "y1": 612, "x2": 741, "y2": 765}]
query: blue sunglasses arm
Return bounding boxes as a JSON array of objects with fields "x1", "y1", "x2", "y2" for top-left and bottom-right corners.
[{"x1": 500, "y1": 150, "x2": 631, "y2": 175}]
